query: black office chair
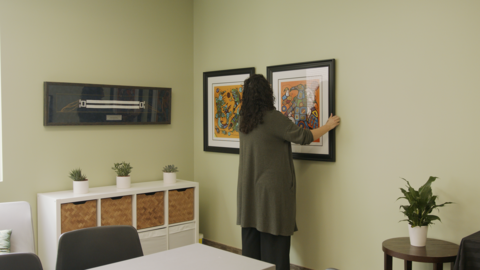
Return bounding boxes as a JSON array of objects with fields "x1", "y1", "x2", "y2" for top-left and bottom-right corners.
[
  {"x1": 453, "y1": 230, "x2": 480, "y2": 270},
  {"x1": 0, "y1": 252, "x2": 43, "y2": 270},
  {"x1": 55, "y1": 225, "x2": 143, "y2": 270}
]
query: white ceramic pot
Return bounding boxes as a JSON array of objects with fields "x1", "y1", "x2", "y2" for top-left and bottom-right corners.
[
  {"x1": 116, "y1": 176, "x2": 131, "y2": 189},
  {"x1": 163, "y1": 172, "x2": 176, "y2": 185},
  {"x1": 73, "y1": 180, "x2": 89, "y2": 194},
  {"x1": 408, "y1": 224, "x2": 428, "y2": 246}
]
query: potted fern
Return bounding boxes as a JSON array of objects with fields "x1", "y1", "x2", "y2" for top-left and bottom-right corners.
[
  {"x1": 398, "y1": 176, "x2": 452, "y2": 246},
  {"x1": 112, "y1": 162, "x2": 133, "y2": 189},
  {"x1": 162, "y1": 164, "x2": 178, "y2": 184},
  {"x1": 69, "y1": 168, "x2": 88, "y2": 194}
]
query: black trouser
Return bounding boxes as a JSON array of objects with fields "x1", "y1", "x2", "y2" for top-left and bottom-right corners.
[{"x1": 241, "y1": 227, "x2": 291, "y2": 270}]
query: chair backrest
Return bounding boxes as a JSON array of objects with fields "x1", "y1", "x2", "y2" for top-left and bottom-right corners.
[
  {"x1": 55, "y1": 225, "x2": 143, "y2": 270},
  {"x1": 0, "y1": 201, "x2": 35, "y2": 253},
  {"x1": 0, "y1": 252, "x2": 43, "y2": 270}
]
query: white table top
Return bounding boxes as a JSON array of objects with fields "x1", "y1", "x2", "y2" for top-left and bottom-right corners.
[{"x1": 88, "y1": 243, "x2": 275, "y2": 270}]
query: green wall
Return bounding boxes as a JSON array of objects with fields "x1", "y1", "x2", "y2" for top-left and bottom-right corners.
[
  {"x1": 0, "y1": 0, "x2": 193, "y2": 245},
  {"x1": 2, "y1": 0, "x2": 480, "y2": 269},
  {"x1": 193, "y1": 1, "x2": 480, "y2": 269}
]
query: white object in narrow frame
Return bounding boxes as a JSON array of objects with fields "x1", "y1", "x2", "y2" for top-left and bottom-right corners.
[{"x1": 79, "y1": 100, "x2": 146, "y2": 110}]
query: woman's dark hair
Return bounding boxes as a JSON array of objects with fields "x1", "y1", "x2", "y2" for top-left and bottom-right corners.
[{"x1": 239, "y1": 74, "x2": 275, "y2": 134}]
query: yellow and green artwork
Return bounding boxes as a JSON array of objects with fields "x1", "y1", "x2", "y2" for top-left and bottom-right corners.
[{"x1": 213, "y1": 84, "x2": 243, "y2": 139}]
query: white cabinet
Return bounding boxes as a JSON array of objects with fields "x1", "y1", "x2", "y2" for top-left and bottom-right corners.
[{"x1": 37, "y1": 180, "x2": 199, "y2": 270}]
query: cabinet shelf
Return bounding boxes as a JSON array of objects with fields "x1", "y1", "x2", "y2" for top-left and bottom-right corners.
[{"x1": 38, "y1": 179, "x2": 199, "y2": 270}]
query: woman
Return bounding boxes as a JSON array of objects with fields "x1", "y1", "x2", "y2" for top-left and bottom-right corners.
[{"x1": 237, "y1": 74, "x2": 340, "y2": 270}]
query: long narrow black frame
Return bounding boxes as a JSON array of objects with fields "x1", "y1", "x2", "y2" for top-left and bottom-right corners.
[
  {"x1": 44, "y1": 82, "x2": 171, "y2": 126},
  {"x1": 203, "y1": 67, "x2": 255, "y2": 154},
  {"x1": 267, "y1": 59, "x2": 336, "y2": 161}
]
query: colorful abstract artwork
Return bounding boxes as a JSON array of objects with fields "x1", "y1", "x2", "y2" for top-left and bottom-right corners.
[
  {"x1": 280, "y1": 79, "x2": 321, "y2": 142},
  {"x1": 204, "y1": 67, "x2": 255, "y2": 154},
  {"x1": 213, "y1": 84, "x2": 243, "y2": 139},
  {"x1": 267, "y1": 59, "x2": 336, "y2": 161}
]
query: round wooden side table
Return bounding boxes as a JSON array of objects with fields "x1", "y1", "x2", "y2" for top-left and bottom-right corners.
[{"x1": 382, "y1": 237, "x2": 459, "y2": 270}]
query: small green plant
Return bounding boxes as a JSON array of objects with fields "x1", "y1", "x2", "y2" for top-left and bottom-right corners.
[
  {"x1": 397, "y1": 176, "x2": 452, "y2": 227},
  {"x1": 69, "y1": 168, "x2": 87, "y2": 181},
  {"x1": 112, "y1": 162, "x2": 133, "y2": 176},
  {"x1": 162, "y1": 164, "x2": 178, "y2": 173}
]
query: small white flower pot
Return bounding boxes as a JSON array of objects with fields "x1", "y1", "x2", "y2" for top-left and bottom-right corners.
[
  {"x1": 408, "y1": 224, "x2": 428, "y2": 246},
  {"x1": 73, "y1": 180, "x2": 89, "y2": 194},
  {"x1": 163, "y1": 172, "x2": 176, "y2": 185},
  {"x1": 116, "y1": 176, "x2": 131, "y2": 189}
]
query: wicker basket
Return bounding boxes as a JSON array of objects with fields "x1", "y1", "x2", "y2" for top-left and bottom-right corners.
[
  {"x1": 61, "y1": 200, "x2": 97, "y2": 234},
  {"x1": 137, "y1": 191, "x2": 165, "y2": 229},
  {"x1": 101, "y1": 195, "x2": 132, "y2": 226},
  {"x1": 168, "y1": 188, "x2": 194, "y2": 224}
]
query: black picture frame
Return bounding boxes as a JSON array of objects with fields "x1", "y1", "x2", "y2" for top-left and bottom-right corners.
[
  {"x1": 267, "y1": 59, "x2": 336, "y2": 161},
  {"x1": 203, "y1": 67, "x2": 255, "y2": 154},
  {"x1": 44, "y1": 82, "x2": 171, "y2": 126}
]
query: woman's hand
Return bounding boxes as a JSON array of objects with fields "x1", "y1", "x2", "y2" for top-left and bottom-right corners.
[
  {"x1": 310, "y1": 113, "x2": 341, "y2": 141},
  {"x1": 326, "y1": 113, "x2": 341, "y2": 130}
]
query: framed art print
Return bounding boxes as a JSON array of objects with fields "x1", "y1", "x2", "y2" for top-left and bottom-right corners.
[
  {"x1": 203, "y1": 67, "x2": 255, "y2": 154},
  {"x1": 44, "y1": 82, "x2": 171, "y2": 126},
  {"x1": 267, "y1": 59, "x2": 336, "y2": 161}
]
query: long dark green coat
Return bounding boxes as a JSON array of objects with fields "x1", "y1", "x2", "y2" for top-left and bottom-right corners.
[{"x1": 237, "y1": 110, "x2": 314, "y2": 236}]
